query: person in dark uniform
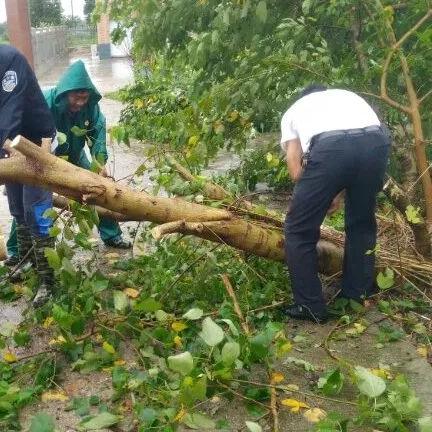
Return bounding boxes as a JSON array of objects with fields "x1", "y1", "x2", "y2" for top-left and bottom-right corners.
[
  {"x1": 280, "y1": 85, "x2": 391, "y2": 323},
  {"x1": 0, "y1": 44, "x2": 57, "y2": 307}
]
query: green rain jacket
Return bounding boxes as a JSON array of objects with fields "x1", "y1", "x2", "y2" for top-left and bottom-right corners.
[{"x1": 44, "y1": 60, "x2": 108, "y2": 166}]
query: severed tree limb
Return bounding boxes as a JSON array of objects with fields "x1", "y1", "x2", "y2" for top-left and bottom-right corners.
[
  {"x1": 7, "y1": 136, "x2": 232, "y2": 224},
  {"x1": 4, "y1": 135, "x2": 431, "y2": 281}
]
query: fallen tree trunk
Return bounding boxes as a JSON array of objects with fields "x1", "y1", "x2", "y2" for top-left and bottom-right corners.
[{"x1": 0, "y1": 136, "x2": 344, "y2": 275}]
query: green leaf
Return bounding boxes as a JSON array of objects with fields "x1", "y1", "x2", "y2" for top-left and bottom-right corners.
[
  {"x1": 44, "y1": 248, "x2": 61, "y2": 270},
  {"x1": 138, "y1": 407, "x2": 157, "y2": 425},
  {"x1": 199, "y1": 317, "x2": 224, "y2": 347},
  {"x1": 79, "y1": 412, "x2": 119, "y2": 430},
  {"x1": 113, "y1": 290, "x2": 128, "y2": 312},
  {"x1": 377, "y1": 323, "x2": 404, "y2": 343},
  {"x1": 376, "y1": 267, "x2": 395, "y2": 290},
  {"x1": 354, "y1": 366, "x2": 386, "y2": 398},
  {"x1": 49, "y1": 226, "x2": 61, "y2": 238},
  {"x1": 30, "y1": 413, "x2": 55, "y2": 432},
  {"x1": 183, "y1": 412, "x2": 216, "y2": 429},
  {"x1": 221, "y1": 342, "x2": 240, "y2": 365},
  {"x1": 302, "y1": 0, "x2": 314, "y2": 14},
  {"x1": 255, "y1": 1, "x2": 267, "y2": 23},
  {"x1": 71, "y1": 125, "x2": 88, "y2": 137},
  {"x1": 57, "y1": 131, "x2": 67, "y2": 145},
  {"x1": 180, "y1": 375, "x2": 207, "y2": 405},
  {"x1": 405, "y1": 205, "x2": 423, "y2": 224},
  {"x1": 221, "y1": 318, "x2": 239, "y2": 336},
  {"x1": 13, "y1": 330, "x2": 31, "y2": 347},
  {"x1": 284, "y1": 356, "x2": 315, "y2": 372},
  {"x1": 168, "y1": 351, "x2": 194, "y2": 375},
  {"x1": 43, "y1": 208, "x2": 58, "y2": 219},
  {"x1": 69, "y1": 397, "x2": 91, "y2": 417},
  {"x1": 182, "y1": 308, "x2": 204, "y2": 320},
  {"x1": 419, "y1": 417, "x2": 432, "y2": 432},
  {"x1": 245, "y1": 421, "x2": 263, "y2": 432},
  {"x1": 135, "y1": 297, "x2": 162, "y2": 313},
  {"x1": 317, "y1": 368, "x2": 344, "y2": 396}
]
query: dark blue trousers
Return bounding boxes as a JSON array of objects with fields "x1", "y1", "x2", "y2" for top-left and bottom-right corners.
[
  {"x1": 5, "y1": 183, "x2": 52, "y2": 238},
  {"x1": 284, "y1": 127, "x2": 390, "y2": 314}
]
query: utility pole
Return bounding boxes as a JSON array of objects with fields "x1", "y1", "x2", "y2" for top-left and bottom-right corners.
[
  {"x1": 5, "y1": 0, "x2": 34, "y2": 68},
  {"x1": 71, "y1": 0, "x2": 74, "y2": 23}
]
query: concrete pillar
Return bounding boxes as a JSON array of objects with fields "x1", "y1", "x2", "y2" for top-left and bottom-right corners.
[
  {"x1": 97, "y1": 13, "x2": 111, "y2": 59},
  {"x1": 5, "y1": 0, "x2": 34, "y2": 68}
]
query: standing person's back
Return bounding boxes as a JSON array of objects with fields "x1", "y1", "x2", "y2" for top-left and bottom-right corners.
[
  {"x1": 280, "y1": 85, "x2": 391, "y2": 323},
  {"x1": 0, "y1": 45, "x2": 57, "y2": 308}
]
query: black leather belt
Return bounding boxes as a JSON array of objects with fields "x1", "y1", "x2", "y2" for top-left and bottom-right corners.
[{"x1": 314, "y1": 125, "x2": 383, "y2": 141}]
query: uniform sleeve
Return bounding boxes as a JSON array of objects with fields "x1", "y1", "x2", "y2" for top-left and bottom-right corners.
[
  {"x1": 0, "y1": 53, "x2": 30, "y2": 147},
  {"x1": 280, "y1": 107, "x2": 299, "y2": 152},
  {"x1": 89, "y1": 105, "x2": 108, "y2": 164}
]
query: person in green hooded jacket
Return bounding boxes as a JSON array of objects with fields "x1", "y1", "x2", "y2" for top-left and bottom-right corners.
[{"x1": 5, "y1": 60, "x2": 131, "y2": 264}]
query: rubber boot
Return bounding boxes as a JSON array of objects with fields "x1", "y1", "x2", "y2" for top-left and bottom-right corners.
[
  {"x1": 32, "y1": 236, "x2": 56, "y2": 308},
  {"x1": 10, "y1": 224, "x2": 34, "y2": 282}
]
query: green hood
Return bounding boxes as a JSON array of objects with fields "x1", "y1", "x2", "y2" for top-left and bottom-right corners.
[
  {"x1": 54, "y1": 60, "x2": 101, "y2": 110},
  {"x1": 44, "y1": 60, "x2": 107, "y2": 166}
]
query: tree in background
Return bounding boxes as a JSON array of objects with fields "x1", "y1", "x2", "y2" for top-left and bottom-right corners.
[
  {"x1": 29, "y1": 0, "x2": 63, "y2": 27},
  {"x1": 84, "y1": 0, "x2": 96, "y2": 23},
  {"x1": 0, "y1": 22, "x2": 8, "y2": 43}
]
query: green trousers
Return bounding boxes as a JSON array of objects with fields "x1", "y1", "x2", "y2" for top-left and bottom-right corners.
[{"x1": 7, "y1": 151, "x2": 122, "y2": 257}]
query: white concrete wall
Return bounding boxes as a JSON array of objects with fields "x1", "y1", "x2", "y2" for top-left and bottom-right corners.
[{"x1": 32, "y1": 26, "x2": 68, "y2": 76}]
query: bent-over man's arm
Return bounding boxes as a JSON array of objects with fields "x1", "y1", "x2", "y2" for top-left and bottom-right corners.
[{"x1": 284, "y1": 138, "x2": 303, "y2": 182}]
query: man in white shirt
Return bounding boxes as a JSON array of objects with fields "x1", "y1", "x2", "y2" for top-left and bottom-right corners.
[{"x1": 280, "y1": 84, "x2": 390, "y2": 323}]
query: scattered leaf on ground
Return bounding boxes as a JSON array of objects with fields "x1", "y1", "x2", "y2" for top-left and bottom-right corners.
[
  {"x1": 281, "y1": 398, "x2": 310, "y2": 413},
  {"x1": 199, "y1": 317, "x2": 224, "y2": 346},
  {"x1": 79, "y1": 412, "x2": 120, "y2": 430},
  {"x1": 41, "y1": 390, "x2": 69, "y2": 403},
  {"x1": 124, "y1": 287, "x2": 140, "y2": 298},
  {"x1": 303, "y1": 408, "x2": 327, "y2": 423}
]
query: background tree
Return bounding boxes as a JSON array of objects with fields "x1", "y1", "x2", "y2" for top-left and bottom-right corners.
[
  {"x1": 84, "y1": 0, "x2": 96, "y2": 24},
  {"x1": 29, "y1": 0, "x2": 63, "y2": 27},
  {"x1": 0, "y1": 22, "x2": 8, "y2": 43}
]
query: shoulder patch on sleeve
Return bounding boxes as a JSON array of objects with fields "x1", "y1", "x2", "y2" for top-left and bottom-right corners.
[{"x1": 2, "y1": 71, "x2": 18, "y2": 93}]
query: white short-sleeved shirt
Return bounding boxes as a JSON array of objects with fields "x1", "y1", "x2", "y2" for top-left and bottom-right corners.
[{"x1": 280, "y1": 89, "x2": 380, "y2": 153}]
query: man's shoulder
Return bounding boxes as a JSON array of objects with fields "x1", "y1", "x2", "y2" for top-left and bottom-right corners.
[{"x1": 0, "y1": 45, "x2": 24, "y2": 63}]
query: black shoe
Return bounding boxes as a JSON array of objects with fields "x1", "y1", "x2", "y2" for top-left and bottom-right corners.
[
  {"x1": 104, "y1": 237, "x2": 132, "y2": 249},
  {"x1": 283, "y1": 304, "x2": 328, "y2": 324},
  {"x1": 4, "y1": 255, "x2": 19, "y2": 267}
]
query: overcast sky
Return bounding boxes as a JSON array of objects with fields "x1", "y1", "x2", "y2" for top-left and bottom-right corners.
[{"x1": 0, "y1": 0, "x2": 85, "y2": 23}]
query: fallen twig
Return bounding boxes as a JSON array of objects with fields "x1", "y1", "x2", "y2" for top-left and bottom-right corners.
[
  {"x1": 231, "y1": 378, "x2": 357, "y2": 406},
  {"x1": 269, "y1": 371, "x2": 280, "y2": 432},
  {"x1": 221, "y1": 274, "x2": 251, "y2": 335}
]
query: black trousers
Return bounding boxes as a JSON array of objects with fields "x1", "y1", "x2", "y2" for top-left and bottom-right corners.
[{"x1": 284, "y1": 126, "x2": 390, "y2": 314}]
